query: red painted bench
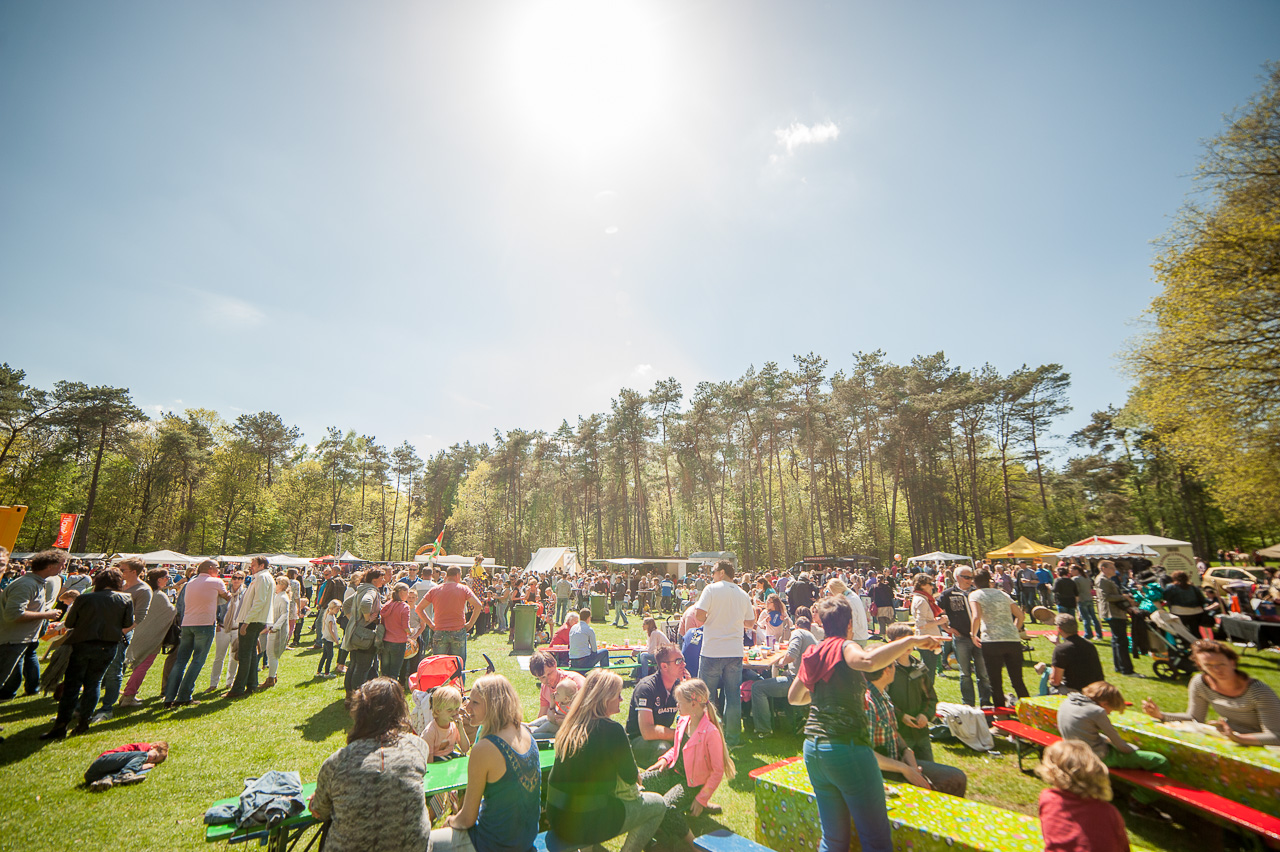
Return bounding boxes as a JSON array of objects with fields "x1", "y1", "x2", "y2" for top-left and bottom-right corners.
[{"x1": 992, "y1": 719, "x2": 1280, "y2": 847}]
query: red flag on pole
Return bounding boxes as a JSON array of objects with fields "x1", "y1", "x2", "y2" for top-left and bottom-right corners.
[
  {"x1": 53, "y1": 513, "x2": 78, "y2": 549},
  {"x1": 434, "y1": 530, "x2": 445, "y2": 547}
]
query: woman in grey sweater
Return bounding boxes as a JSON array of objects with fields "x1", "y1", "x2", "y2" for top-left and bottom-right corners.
[
  {"x1": 1056, "y1": 681, "x2": 1168, "y2": 772},
  {"x1": 310, "y1": 677, "x2": 433, "y2": 852},
  {"x1": 1142, "y1": 639, "x2": 1280, "y2": 745}
]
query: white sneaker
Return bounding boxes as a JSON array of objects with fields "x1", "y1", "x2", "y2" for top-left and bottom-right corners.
[
  {"x1": 88, "y1": 778, "x2": 114, "y2": 792},
  {"x1": 118, "y1": 696, "x2": 143, "y2": 708},
  {"x1": 90, "y1": 711, "x2": 112, "y2": 724}
]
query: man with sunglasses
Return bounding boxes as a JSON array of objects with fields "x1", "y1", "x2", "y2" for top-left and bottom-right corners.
[
  {"x1": 937, "y1": 567, "x2": 992, "y2": 707},
  {"x1": 625, "y1": 645, "x2": 686, "y2": 767}
]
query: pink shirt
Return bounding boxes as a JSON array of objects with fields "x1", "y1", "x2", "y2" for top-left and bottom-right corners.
[
  {"x1": 381, "y1": 600, "x2": 411, "y2": 643},
  {"x1": 538, "y1": 668, "x2": 585, "y2": 716},
  {"x1": 182, "y1": 574, "x2": 227, "y2": 627},
  {"x1": 424, "y1": 718, "x2": 459, "y2": 761},
  {"x1": 424, "y1": 582, "x2": 481, "y2": 632}
]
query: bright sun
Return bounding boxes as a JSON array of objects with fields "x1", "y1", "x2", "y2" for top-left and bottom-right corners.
[{"x1": 501, "y1": 1, "x2": 665, "y2": 150}]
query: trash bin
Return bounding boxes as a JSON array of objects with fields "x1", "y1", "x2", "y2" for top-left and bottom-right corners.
[
  {"x1": 590, "y1": 594, "x2": 608, "y2": 623},
  {"x1": 511, "y1": 603, "x2": 538, "y2": 653}
]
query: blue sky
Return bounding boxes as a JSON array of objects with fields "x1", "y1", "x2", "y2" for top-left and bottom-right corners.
[{"x1": 2, "y1": 1, "x2": 1277, "y2": 461}]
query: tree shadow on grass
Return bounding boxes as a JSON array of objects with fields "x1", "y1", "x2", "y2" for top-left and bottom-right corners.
[{"x1": 295, "y1": 700, "x2": 350, "y2": 743}]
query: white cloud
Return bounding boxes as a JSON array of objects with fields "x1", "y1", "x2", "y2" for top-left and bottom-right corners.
[
  {"x1": 633, "y1": 364, "x2": 652, "y2": 377},
  {"x1": 773, "y1": 120, "x2": 840, "y2": 157},
  {"x1": 191, "y1": 288, "x2": 266, "y2": 327}
]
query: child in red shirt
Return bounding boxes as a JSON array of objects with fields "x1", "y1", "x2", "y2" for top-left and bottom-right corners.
[{"x1": 1037, "y1": 739, "x2": 1129, "y2": 851}]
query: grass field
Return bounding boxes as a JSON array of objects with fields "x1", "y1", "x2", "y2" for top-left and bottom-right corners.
[{"x1": 2, "y1": 616, "x2": 1278, "y2": 852}]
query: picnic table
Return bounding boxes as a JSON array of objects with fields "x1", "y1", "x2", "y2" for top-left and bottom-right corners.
[
  {"x1": 1018, "y1": 693, "x2": 1280, "y2": 816},
  {"x1": 205, "y1": 782, "x2": 319, "y2": 852},
  {"x1": 423, "y1": 748, "x2": 556, "y2": 796},
  {"x1": 743, "y1": 649, "x2": 788, "y2": 672},
  {"x1": 752, "y1": 757, "x2": 1045, "y2": 852}
]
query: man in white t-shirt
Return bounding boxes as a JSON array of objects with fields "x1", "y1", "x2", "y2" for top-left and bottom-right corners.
[{"x1": 693, "y1": 559, "x2": 755, "y2": 747}]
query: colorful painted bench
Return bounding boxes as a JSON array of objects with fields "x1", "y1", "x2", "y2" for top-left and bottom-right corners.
[
  {"x1": 751, "y1": 756, "x2": 1045, "y2": 852},
  {"x1": 1018, "y1": 693, "x2": 1280, "y2": 816},
  {"x1": 993, "y1": 719, "x2": 1280, "y2": 847}
]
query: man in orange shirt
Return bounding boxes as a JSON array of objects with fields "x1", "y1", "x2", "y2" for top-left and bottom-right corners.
[{"x1": 417, "y1": 565, "x2": 481, "y2": 664}]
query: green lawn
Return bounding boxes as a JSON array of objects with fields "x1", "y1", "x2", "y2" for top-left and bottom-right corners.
[{"x1": 2, "y1": 617, "x2": 1278, "y2": 852}]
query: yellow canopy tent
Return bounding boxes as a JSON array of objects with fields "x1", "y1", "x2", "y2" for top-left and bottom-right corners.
[{"x1": 986, "y1": 535, "x2": 1059, "y2": 560}]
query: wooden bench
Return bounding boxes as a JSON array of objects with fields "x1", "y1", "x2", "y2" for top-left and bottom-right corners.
[{"x1": 992, "y1": 719, "x2": 1280, "y2": 847}]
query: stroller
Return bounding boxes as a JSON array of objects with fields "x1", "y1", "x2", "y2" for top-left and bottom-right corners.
[
  {"x1": 407, "y1": 654, "x2": 496, "y2": 735},
  {"x1": 1142, "y1": 609, "x2": 1197, "y2": 680}
]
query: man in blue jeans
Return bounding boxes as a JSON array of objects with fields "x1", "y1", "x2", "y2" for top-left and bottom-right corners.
[
  {"x1": 1095, "y1": 560, "x2": 1134, "y2": 675},
  {"x1": 936, "y1": 567, "x2": 992, "y2": 707},
  {"x1": 693, "y1": 560, "x2": 755, "y2": 747},
  {"x1": 163, "y1": 559, "x2": 229, "y2": 707},
  {"x1": 1071, "y1": 565, "x2": 1101, "y2": 639}
]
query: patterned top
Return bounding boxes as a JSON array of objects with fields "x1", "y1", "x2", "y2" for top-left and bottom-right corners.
[
  {"x1": 309, "y1": 734, "x2": 432, "y2": 852},
  {"x1": 864, "y1": 682, "x2": 903, "y2": 761},
  {"x1": 967, "y1": 588, "x2": 1021, "y2": 643}
]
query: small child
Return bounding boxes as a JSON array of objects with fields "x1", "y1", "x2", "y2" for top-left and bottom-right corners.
[
  {"x1": 85, "y1": 741, "x2": 169, "y2": 792},
  {"x1": 553, "y1": 678, "x2": 580, "y2": 719},
  {"x1": 424, "y1": 685, "x2": 472, "y2": 822},
  {"x1": 41, "y1": 590, "x2": 80, "y2": 661},
  {"x1": 1036, "y1": 739, "x2": 1130, "y2": 852},
  {"x1": 318, "y1": 600, "x2": 341, "y2": 677}
]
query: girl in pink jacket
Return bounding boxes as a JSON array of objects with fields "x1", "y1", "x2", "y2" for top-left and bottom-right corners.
[{"x1": 640, "y1": 678, "x2": 737, "y2": 852}]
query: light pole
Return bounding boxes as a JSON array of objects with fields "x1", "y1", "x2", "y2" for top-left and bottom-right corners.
[{"x1": 329, "y1": 522, "x2": 353, "y2": 572}]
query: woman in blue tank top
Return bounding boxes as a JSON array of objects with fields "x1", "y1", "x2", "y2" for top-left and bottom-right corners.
[{"x1": 430, "y1": 674, "x2": 542, "y2": 852}]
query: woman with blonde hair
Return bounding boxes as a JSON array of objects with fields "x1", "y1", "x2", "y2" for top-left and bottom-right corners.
[
  {"x1": 547, "y1": 670, "x2": 666, "y2": 852},
  {"x1": 1036, "y1": 739, "x2": 1129, "y2": 851},
  {"x1": 430, "y1": 674, "x2": 541, "y2": 852},
  {"x1": 641, "y1": 678, "x2": 736, "y2": 852},
  {"x1": 261, "y1": 576, "x2": 291, "y2": 688}
]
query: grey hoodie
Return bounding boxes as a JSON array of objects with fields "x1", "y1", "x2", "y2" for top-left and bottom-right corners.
[{"x1": 1056, "y1": 691, "x2": 1134, "y2": 759}]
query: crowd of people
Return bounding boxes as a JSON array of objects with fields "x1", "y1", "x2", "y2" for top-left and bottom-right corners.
[{"x1": 4, "y1": 543, "x2": 1280, "y2": 852}]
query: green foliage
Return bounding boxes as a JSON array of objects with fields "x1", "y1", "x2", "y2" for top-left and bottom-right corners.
[{"x1": 1129, "y1": 62, "x2": 1280, "y2": 530}]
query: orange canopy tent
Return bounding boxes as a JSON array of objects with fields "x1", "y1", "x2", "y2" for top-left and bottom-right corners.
[{"x1": 985, "y1": 536, "x2": 1059, "y2": 560}]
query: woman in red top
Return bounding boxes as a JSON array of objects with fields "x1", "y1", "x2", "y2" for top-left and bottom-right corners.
[
  {"x1": 1036, "y1": 740, "x2": 1129, "y2": 852},
  {"x1": 379, "y1": 583, "x2": 412, "y2": 687}
]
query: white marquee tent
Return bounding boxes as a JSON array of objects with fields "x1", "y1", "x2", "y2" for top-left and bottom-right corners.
[{"x1": 906, "y1": 551, "x2": 973, "y2": 563}]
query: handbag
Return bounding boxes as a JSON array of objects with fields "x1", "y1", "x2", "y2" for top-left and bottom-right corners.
[{"x1": 161, "y1": 616, "x2": 182, "y2": 654}]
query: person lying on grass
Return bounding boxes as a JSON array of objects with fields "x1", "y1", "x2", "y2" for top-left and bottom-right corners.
[{"x1": 85, "y1": 741, "x2": 169, "y2": 792}]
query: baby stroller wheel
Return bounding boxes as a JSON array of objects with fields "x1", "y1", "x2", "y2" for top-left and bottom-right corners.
[{"x1": 1152, "y1": 660, "x2": 1179, "y2": 680}]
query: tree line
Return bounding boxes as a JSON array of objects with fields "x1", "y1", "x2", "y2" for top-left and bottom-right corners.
[{"x1": 0, "y1": 352, "x2": 1250, "y2": 570}]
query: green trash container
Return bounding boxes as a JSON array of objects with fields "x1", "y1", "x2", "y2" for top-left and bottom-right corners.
[
  {"x1": 511, "y1": 603, "x2": 538, "y2": 653},
  {"x1": 590, "y1": 594, "x2": 608, "y2": 623}
]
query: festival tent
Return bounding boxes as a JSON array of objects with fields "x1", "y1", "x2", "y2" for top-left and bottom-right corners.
[
  {"x1": 114, "y1": 549, "x2": 200, "y2": 565},
  {"x1": 1258, "y1": 543, "x2": 1280, "y2": 559},
  {"x1": 526, "y1": 547, "x2": 579, "y2": 575},
  {"x1": 1052, "y1": 541, "x2": 1158, "y2": 559},
  {"x1": 985, "y1": 536, "x2": 1059, "y2": 560},
  {"x1": 906, "y1": 551, "x2": 973, "y2": 563},
  {"x1": 309, "y1": 551, "x2": 365, "y2": 564},
  {"x1": 269, "y1": 554, "x2": 316, "y2": 568}
]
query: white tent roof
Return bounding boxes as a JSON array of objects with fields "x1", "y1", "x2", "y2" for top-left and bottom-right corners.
[
  {"x1": 527, "y1": 547, "x2": 576, "y2": 574},
  {"x1": 906, "y1": 551, "x2": 973, "y2": 563},
  {"x1": 115, "y1": 549, "x2": 200, "y2": 565},
  {"x1": 1052, "y1": 542, "x2": 1158, "y2": 558},
  {"x1": 1106, "y1": 535, "x2": 1191, "y2": 547},
  {"x1": 269, "y1": 554, "x2": 315, "y2": 568}
]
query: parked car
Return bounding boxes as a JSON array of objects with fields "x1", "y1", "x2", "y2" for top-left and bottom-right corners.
[{"x1": 1200, "y1": 565, "x2": 1268, "y2": 596}]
